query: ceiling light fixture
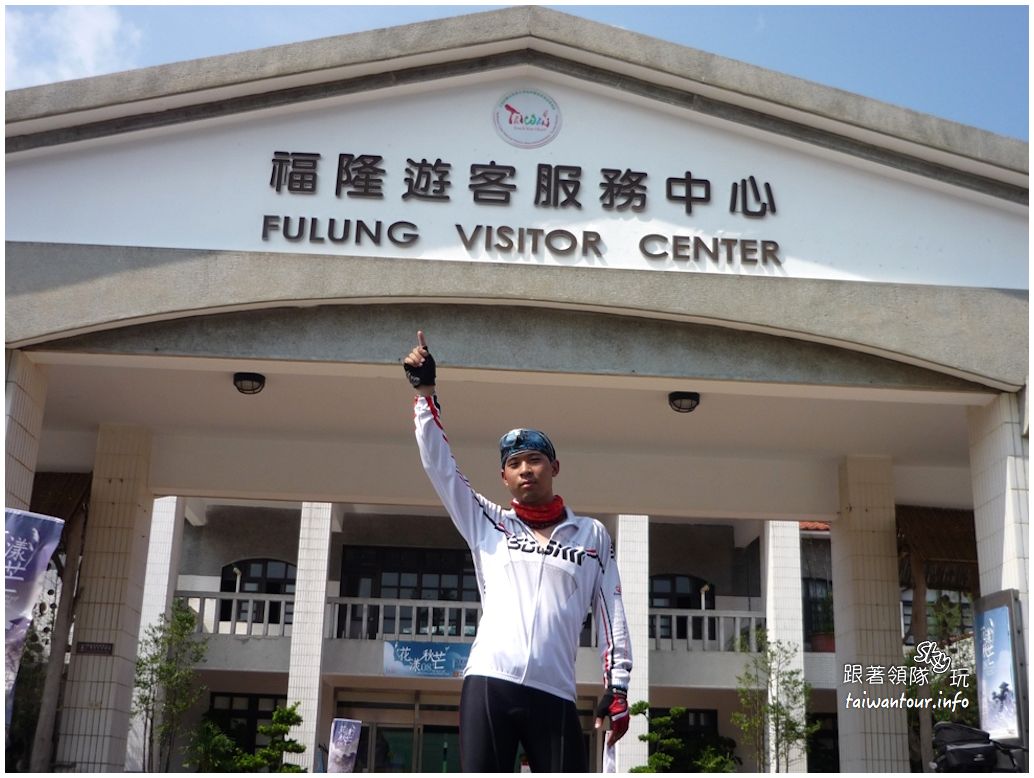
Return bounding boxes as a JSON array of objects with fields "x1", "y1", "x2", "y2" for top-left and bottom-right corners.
[
  {"x1": 233, "y1": 372, "x2": 266, "y2": 395},
  {"x1": 668, "y1": 391, "x2": 700, "y2": 413}
]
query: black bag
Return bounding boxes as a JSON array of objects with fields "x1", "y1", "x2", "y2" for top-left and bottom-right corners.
[
  {"x1": 937, "y1": 741, "x2": 999, "y2": 772},
  {"x1": 934, "y1": 721, "x2": 990, "y2": 746},
  {"x1": 933, "y1": 722, "x2": 997, "y2": 772}
]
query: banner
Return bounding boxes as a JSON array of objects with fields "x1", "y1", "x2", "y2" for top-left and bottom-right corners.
[
  {"x1": 383, "y1": 640, "x2": 470, "y2": 678},
  {"x1": 974, "y1": 590, "x2": 1025, "y2": 743},
  {"x1": 327, "y1": 717, "x2": 362, "y2": 773},
  {"x1": 5, "y1": 509, "x2": 65, "y2": 727}
]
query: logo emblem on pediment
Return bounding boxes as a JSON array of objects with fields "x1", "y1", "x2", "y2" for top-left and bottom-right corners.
[{"x1": 493, "y1": 89, "x2": 562, "y2": 148}]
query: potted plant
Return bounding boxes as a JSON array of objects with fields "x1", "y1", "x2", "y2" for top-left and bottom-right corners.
[{"x1": 808, "y1": 592, "x2": 835, "y2": 652}]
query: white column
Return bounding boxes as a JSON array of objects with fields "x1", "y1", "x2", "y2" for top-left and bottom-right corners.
[
  {"x1": 968, "y1": 393, "x2": 1029, "y2": 649},
  {"x1": 55, "y1": 425, "x2": 153, "y2": 772},
  {"x1": 284, "y1": 501, "x2": 333, "y2": 771},
  {"x1": 614, "y1": 513, "x2": 649, "y2": 772},
  {"x1": 830, "y1": 457, "x2": 909, "y2": 772},
  {"x1": 5, "y1": 350, "x2": 47, "y2": 509},
  {"x1": 762, "y1": 520, "x2": 807, "y2": 772},
  {"x1": 126, "y1": 496, "x2": 187, "y2": 771}
]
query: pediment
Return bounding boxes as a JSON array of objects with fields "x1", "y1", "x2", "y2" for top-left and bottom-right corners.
[
  {"x1": 6, "y1": 63, "x2": 1027, "y2": 290},
  {"x1": 5, "y1": 6, "x2": 1028, "y2": 390}
]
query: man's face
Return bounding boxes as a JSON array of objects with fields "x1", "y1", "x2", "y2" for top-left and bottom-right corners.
[{"x1": 501, "y1": 451, "x2": 560, "y2": 505}]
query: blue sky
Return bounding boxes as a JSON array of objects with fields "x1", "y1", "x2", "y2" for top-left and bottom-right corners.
[{"x1": 4, "y1": 3, "x2": 1029, "y2": 140}]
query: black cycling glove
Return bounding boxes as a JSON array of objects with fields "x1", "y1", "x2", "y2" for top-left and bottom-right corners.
[{"x1": 404, "y1": 350, "x2": 436, "y2": 388}]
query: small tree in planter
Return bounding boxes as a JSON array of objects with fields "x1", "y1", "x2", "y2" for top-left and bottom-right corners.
[
  {"x1": 234, "y1": 702, "x2": 307, "y2": 772},
  {"x1": 133, "y1": 598, "x2": 208, "y2": 772},
  {"x1": 731, "y1": 631, "x2": 818, "y2": 772},
  {"x1": 185, "y1": 704, "x2": 308, "y2": 772},
  {"x1": 184, "y1": 717, "x2": 242, "y2": 772},
  {"x1": 629, "y1": 702, "x2": 740, "y2": 772}
]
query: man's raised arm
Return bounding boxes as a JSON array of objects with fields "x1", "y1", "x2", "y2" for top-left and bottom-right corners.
[{"x1": 405, "y1": 331, "x2": 492, "y2": 548}]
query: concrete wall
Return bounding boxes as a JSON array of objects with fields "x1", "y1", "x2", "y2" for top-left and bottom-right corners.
[
  {"x1": 330, "y1": 513, "x2": 469, "y2": 586},
  {"x1": 9, "y1": 247, "x2": 1027, "y2": 391},
  {"x1": 203, "y1": 635, "x2": 293, "y2": 674},
  {"x1": 180, "y1": 506, "x2": 301, "y2": 577},
  {"x1": 650, "y1": 524, "x2": 736, "y2": 594}
]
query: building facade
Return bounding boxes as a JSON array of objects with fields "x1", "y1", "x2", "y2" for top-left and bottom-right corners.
[{"x1": 6, "y1": 6, "x2": 1027, "y2": 772}]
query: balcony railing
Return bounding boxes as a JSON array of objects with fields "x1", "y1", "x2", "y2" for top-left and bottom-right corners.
[
  {"x1": 325, "y1": 596, "x2": 483, "y2": 641},
  {"x1": 176, "y1": 591, "x2": 764, "y2": 652},
  {"x1": 178, "y1": 590, "x2": 294, "y2": 637},
  {"x1": 649, "y1": 608, "x2": 765, "y2": 652}
]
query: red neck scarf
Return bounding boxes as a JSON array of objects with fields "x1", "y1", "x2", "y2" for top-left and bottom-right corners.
[{"x1": 512, "y1": 495, "x2": 566, "y2": 529}]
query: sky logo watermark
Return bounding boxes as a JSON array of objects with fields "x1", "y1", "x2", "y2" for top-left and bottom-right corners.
[{"x1": 842, "y1": 640, "x2": 972, "y2": 711}]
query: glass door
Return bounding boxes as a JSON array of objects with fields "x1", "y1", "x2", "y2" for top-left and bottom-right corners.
[
  {"x1": 419, "y1": 725, "x2": 461, "y2": 772},
  {"x1": 374, "y1": 726, "x2": 414, "y2": 772}
]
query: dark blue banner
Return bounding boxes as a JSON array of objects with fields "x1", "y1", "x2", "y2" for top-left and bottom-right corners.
[
  {"x1": 382, "y1": 640, "x2": 470, "y2": 678},
  {"x1": 5, "y1": 508, "x2": 65, "y2": 727}
]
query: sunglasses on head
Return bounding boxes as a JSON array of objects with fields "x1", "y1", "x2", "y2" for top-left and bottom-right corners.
[{"x1": 499, "y1": 428, "x2": 556, "y2": 467}]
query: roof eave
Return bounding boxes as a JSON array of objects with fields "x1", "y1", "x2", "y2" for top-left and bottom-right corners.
[{"x1": 5, "y1": 5, "x2": 1028, "y2": 185}]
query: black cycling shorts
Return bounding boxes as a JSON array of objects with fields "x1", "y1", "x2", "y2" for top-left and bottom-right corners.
[{"x1": 459, "y1": 675, "x2": 587, "y2": 773}]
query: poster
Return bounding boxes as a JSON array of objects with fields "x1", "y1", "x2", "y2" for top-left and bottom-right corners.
[
  {"x1": 974, "y1": 592, "x2": 1024, "y2": 743},
  {"x1": 383, "y1": 640, "x2": 470, "y2": 678},
  {"x1": 5, "y1": 509, "x2": 65, "y2": 727},
  {"x1": 328, "y1": 717, "x2": 362, "y2": 773}
]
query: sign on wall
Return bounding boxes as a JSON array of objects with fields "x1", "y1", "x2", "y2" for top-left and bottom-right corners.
[
  {"x1": 383, "y1": 640, "x2": 470, "y2": 678},
  {"x1": 5, "y1": 77, "x2": 1027, "y2": 289},
  {"x1": 261, "y1": 87, "x2": 782, "y2": 267}
]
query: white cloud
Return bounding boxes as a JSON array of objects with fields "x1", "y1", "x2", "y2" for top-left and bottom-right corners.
[{"x1": 5, "y1": 6, "x2": 143, "y2": 89}]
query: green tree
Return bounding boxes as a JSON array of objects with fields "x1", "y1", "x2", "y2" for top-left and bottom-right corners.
[
  {"x1": 731, "y1": 631, "x2": 818, "y2": 772},
  {"x1": 185, "y1": 703, "x2": 309, "y2": 772},
  {"x1": 133, "y1": 598, "x2": 208, "y2": 772},
  {"x1": 905, "y1": 636, "x2": 977, "y2": 728},
  {"x1": 184, "y1": 718, "x2": 242, "y2": 772},
  {"x1": 628, "y1": 702, "x2": 739, "y2": 773},
  {"x1": 628, "y1": 701, "x2": 682, "y2": 773},
  {"x1": 694, "y1": 744, "x2": 739, "y2": 773},
  {"x1": 905, "y1": 594, "x2": 978, "y2": 770},
  {"x1": 233, "y1": 702, "x2": 307, "y2": 772}
]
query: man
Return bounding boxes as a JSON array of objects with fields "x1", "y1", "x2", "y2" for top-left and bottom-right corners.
[{"x1": 403, "y1": 331, "x2": 632, "y2": 772}]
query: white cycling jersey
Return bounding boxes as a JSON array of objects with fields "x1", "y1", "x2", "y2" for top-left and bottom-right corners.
[{"x1": 413, "y1": 394, "x2": 632, "y2": 702}]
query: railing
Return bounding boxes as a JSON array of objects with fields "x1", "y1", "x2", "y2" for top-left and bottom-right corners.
[
  {"x1": 177, "y1": 591, "x2": 765, "y2": 652},
  {"x1": 649, "y1": 608, "x2": 765, "y2": 652},
  {"x1": 325, "y1": 596, "x2": 483, "y2": 641},
  {"x1": 178, "y1": 591, "x2": 294, "y2": 637}
]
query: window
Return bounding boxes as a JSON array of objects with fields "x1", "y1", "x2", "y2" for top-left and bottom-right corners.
[
  {"x1": 649, "y1": 574, "x2": 714, "y2": 609},
  {"x1": 341, "y1": 546, "x2": 478, "y2": 602},
  {"x1": 802, "y1": 577, "x2": 834, "y2": 637},
  {"x1": 902, "y1": 589, "x2": 973, "y2": 644},
  {"x1": 807, "y1": 713, "x2": 839, "y2": 773},
  {"x1": 649, "y1": 574, "x2": 715, "y2": 640},
  {"x1": 219, "y1": 559, "x2": 297, "y2": 625},
  {"x1": 339, "y1": 546, "x2": 480, "y2": 639},
  {"x1": 208, "y1": 692, "x2": 288, "y2": 754}
]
